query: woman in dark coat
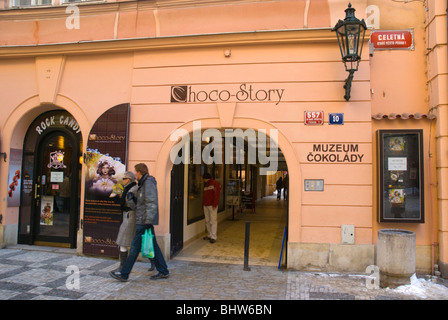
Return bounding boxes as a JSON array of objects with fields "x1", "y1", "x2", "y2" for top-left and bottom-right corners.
[{"x1": 115, "y1": 171, "x2": 138, "y2": 271}]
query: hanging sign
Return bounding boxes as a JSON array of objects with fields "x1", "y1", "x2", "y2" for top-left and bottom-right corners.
[
  {"x1": 370, "y1": 30, "x2": 414, "y2": 50},
  {"x1": 83, "y1": 103, "x2": 130, "y2": 258},
  {"x1": 304, "y1": 111, "x2": 324, "y2": 125}
]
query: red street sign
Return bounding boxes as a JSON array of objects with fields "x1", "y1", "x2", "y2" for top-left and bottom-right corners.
[
  {"x1": 304, "y1": 111, "x2": 324, "y2": 125},
  {"x1": 370, "y1": 30, "x2": 414, "y2": 50}
]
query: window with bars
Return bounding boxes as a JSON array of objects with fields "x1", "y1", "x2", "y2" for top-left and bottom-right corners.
[
  {"x1": 11, "y1": 0, "x2": 52, "y2": 6},
  {"x1": 10, "y1": 0, "x2": 98, "y2": 7}
]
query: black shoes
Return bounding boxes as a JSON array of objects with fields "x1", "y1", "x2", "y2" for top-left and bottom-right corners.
[
  {"x1": 110, "y1": 270, "x2": 169, "y2": 281},
  {"x1": 203, "y1": 236, "x2": 216, "y2": 243},
  {"x1": 109, "y1": 271, "x2": 129, "y2": 282},
  {"x1": 150, "y1": 272, "x2": 169, "y2": 280}
]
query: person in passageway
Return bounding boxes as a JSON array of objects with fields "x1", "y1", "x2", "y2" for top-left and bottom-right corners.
[
  {"x1": 276, "y1": 177, "x2": 283, "y2": 201},
  {"x1": 202, "y1": 173, "x2": 221, "y2": 244}
]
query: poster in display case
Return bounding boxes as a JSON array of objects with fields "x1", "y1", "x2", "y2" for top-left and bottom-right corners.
[
  {"x1": 226, "y1": 179, "x2": 241, "y2": 206},
  {"x1": 377, "y1": 130, "x2": 424, "y2": 223}
]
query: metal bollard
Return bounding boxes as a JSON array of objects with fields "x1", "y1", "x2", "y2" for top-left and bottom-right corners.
[{"x1": 244, "y1": 221, "x2": 251, "y2": 271}]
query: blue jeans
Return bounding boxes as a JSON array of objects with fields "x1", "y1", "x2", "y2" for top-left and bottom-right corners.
[{"x1": 120, "y1": 224, "x2": 169, "y2": 279}]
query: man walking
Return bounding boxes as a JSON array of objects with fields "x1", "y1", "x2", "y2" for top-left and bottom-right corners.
[
  {"x1": 202, "y1": 173, "x2": 221, "y2": 243},
  {"x1": 110, "y1": 163, "x2": 169, "y2": 281}
]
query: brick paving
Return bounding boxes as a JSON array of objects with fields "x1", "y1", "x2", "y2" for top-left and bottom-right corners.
[{"x1": 1, "y1": 246, "x2": 448, "y2": 302}]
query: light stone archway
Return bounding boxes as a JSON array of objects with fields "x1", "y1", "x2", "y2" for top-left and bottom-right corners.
[{"x1": 153, "y1": 117, "x2": 302, "y2": 262}]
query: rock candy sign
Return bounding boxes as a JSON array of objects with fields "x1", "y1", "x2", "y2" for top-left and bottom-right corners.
[{"x1": 370, "y1": 30, "x2": 414, "y2": 50}]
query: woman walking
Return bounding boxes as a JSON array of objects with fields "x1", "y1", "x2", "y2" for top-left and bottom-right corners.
[{"x1": 115, "y1": 171, "x2": 138, "y2": 271}]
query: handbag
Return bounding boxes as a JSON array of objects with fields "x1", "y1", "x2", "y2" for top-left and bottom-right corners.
[{"x1": 141, "y1": 228, "x2": 155, "y2": 258}]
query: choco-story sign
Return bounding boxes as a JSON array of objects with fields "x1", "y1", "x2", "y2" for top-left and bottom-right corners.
[
  {"x1": 83, "y1": 103, "x2": 130, "y2": 257},
  {"x1": 170, "y1": 83, "x2": 285, "y2": 105}
]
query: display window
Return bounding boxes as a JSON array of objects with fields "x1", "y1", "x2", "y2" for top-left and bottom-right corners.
[{"x1": 377, "y1": 130, "x2": 424, "y2": 223}]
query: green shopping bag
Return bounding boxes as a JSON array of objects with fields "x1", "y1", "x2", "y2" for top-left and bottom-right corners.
[{"x1": 141, "y1": 228, "x2": 155, "y2": 258}]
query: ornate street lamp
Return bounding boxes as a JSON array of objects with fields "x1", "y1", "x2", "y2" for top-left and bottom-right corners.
[{"x1": 333, "y1": 3, "x2": 367, "y2": 101}]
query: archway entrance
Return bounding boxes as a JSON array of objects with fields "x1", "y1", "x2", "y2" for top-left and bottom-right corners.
[
  {"x1": 18, "y1": 110, "x2": 82, "y2": 248},
  {"x1": 169, "y1": 126, "x2": 289, "y2": 267}
]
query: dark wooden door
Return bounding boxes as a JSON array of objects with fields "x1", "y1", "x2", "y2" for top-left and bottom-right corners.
[{"x1": 170, "y1": 162, "x2": 184, "y2": 257}]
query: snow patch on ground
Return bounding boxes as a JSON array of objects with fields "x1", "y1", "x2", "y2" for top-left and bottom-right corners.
[{"x1": 386, "y1": 274, "x2": 448, "y2": 299}]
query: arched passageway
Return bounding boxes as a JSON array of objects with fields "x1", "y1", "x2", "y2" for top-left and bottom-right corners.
[{"x1": 167, "y1": 124, "x2": 290, "y2": 267}]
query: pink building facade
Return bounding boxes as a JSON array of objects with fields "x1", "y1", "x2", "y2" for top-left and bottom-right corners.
[{"x1": 0, "y1": 0, "x2": 447, "y2": 277}]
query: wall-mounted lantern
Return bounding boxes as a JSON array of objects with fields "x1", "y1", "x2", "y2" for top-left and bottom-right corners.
[{"x1": 333, "y1": 3, "x2": 367, "y2": 101}]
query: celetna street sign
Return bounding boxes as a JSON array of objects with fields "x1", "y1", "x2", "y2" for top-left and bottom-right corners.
[{"x1": 370, "y1": 30, "x2": 414, "y2": 50}]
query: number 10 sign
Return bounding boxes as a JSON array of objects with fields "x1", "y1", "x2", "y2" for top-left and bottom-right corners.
[{"x1": 329, "y1": 113, "x2": 344, "y2": 125}]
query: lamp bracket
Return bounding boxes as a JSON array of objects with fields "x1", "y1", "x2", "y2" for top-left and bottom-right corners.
[{"x1": 344, "y1": 70, "x2": 355, "y2": 101}]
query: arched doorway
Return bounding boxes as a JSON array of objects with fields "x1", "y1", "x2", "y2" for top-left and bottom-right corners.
[
  {"x1": 168, "y1": 124, "x2": 291, "y2": 266},
  {"x1": 18, "y1": 110, "x2": 82, "y2": 248}
]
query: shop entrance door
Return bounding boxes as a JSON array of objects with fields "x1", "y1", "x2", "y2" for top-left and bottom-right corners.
[
  {"x1": 170, "y1": 162, "x2": 184, "y2": 257},
  {"x1": 32, "y1": 131, "x2": 79, "y2": 248}
]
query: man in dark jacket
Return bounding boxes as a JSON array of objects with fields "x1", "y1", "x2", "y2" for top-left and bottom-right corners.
[
  {"x1": 110, "y1": 163, "x2": 169, "y2": 281},
  {"x1": 202, "y1": 173, "x2": 221, "y2": 243}
]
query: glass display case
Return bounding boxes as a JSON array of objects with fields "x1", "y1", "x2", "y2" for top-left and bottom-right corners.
[{"x1": 377, "y1": 130, "x2": 424, "y2": 223}]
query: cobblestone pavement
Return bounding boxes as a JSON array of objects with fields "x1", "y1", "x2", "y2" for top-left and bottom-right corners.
[{"x1": 1, "y1": 247, "x2": 448, "y2": 301}]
